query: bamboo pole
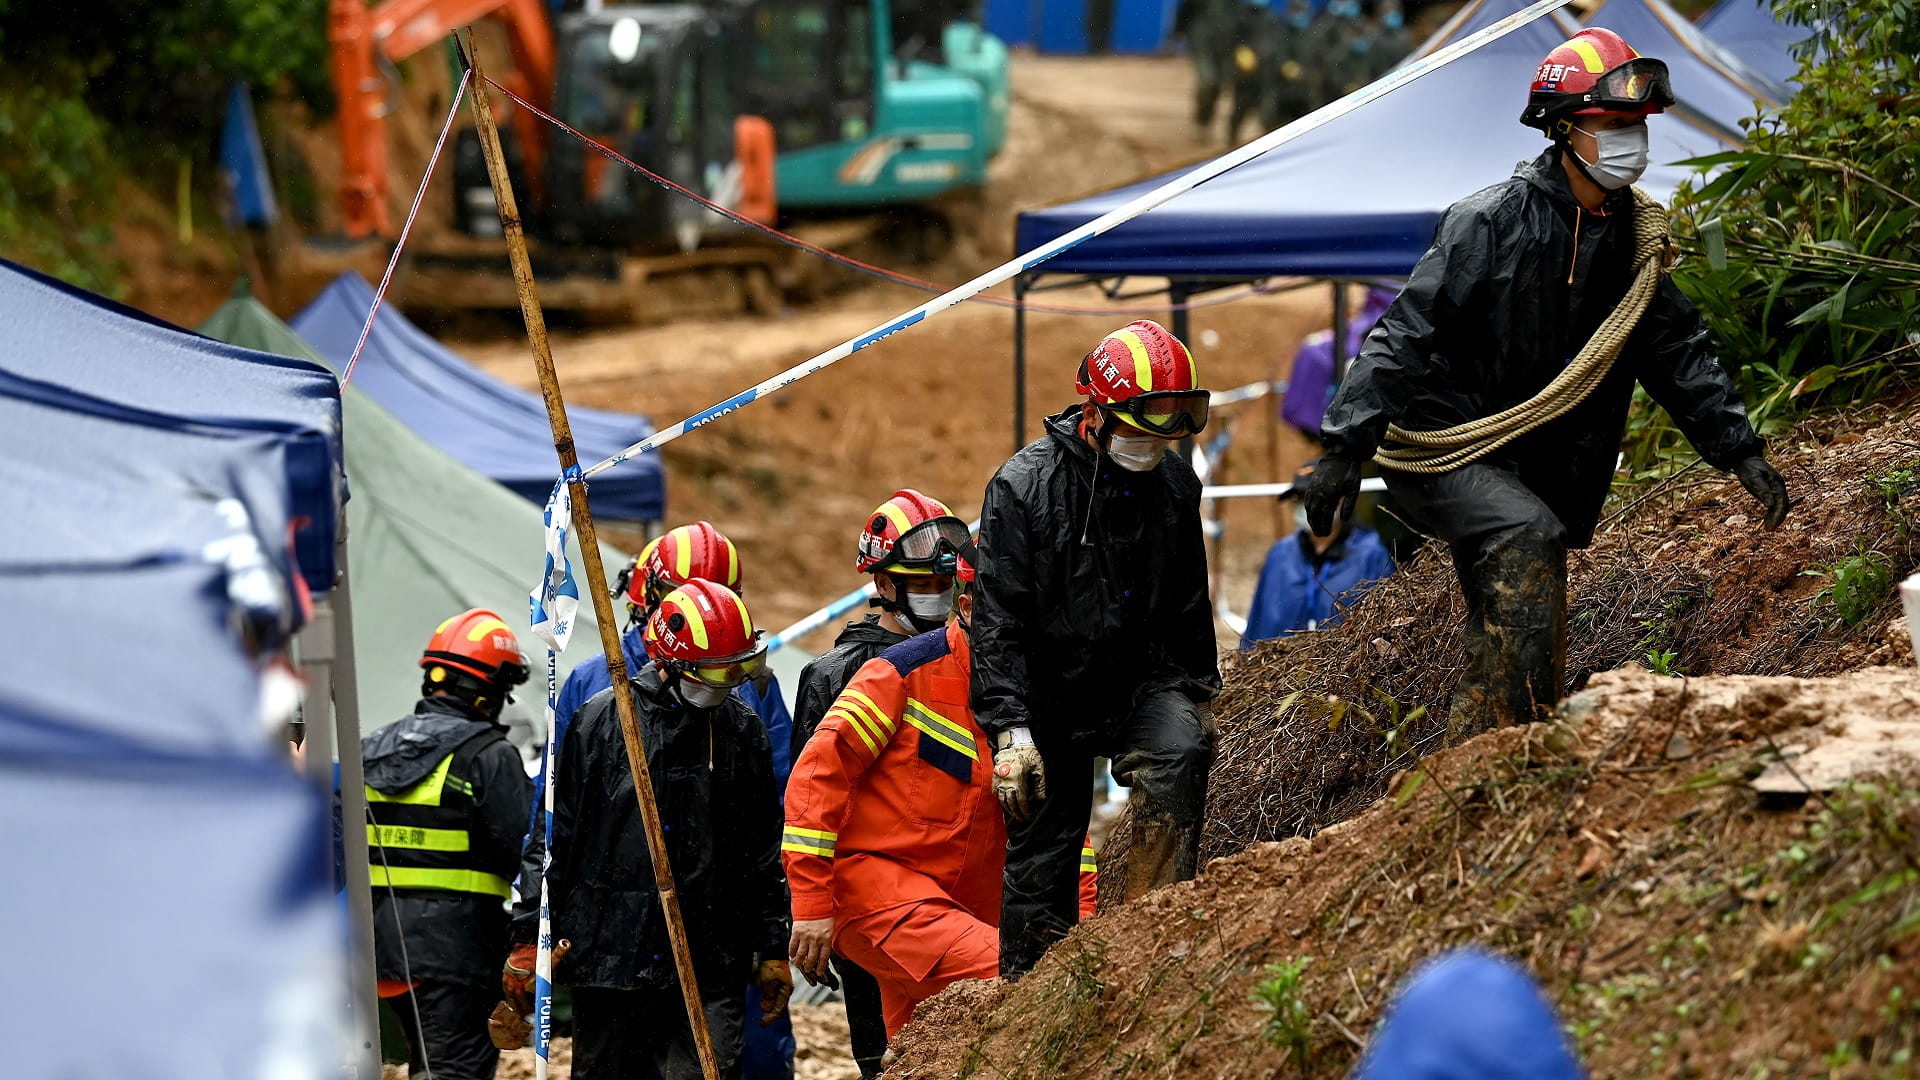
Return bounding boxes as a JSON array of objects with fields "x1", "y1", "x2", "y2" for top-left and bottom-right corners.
[{"x1": 459, "y1": 30, "x2": 722, "y2": 1080}]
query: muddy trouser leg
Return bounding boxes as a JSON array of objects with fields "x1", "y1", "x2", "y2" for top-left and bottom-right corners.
[
  {"x1": 1384, "y1": 465, "x2": 1569, "y2": 734},
  {"x1": 1109, "y1": 689, "x2": 1213, "y2": 899},
  {"x1": 574, "y1": 985, "x2": 745, "y2": 1080},
  {"x1": 830, "y1": 955, "x2": 890, "y2": 1078},
  {"x1": 656, "y1": 984, "x2": 747, "y2": 1080},
  {"x1": 1000, "y1": 741, "x2": 1096, "y2": 980},
  {"x1": 393, "y1": 980, "x2": 499, "y2": 1080}
]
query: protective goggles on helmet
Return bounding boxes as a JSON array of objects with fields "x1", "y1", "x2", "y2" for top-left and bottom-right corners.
[
  {"x1": 882, "y1": 516, "x2": 976, "y2": 575},
  {"x1": 673, "y1": 637, "x2": 770, "y2": 689},
  {"x1": 1099, "y1": 389, "x2": 1212, "y2": 437},
  {"x1": 1579, "y1": 58, "x2": 1675, "y2": 113}
]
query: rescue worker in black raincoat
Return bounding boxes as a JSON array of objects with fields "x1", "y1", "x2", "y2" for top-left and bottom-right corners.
[
  {"x1": 974, "y1": 320, "x2": 1222, "y2": 978},
  {"x1": 363, "y1": 608, "x2": 534, "y2": 1080},
  {"x1": 788, "y1": 489, "x2": 968, "y2": 1079},
  {"x1": 509, "y1": 579, "x2": 792, "y2": 1079},
  {"x1": 1304, "y1": 28, "x2": 1789, "y2": 734},
  {"x1": 1265, "y1": 0, "x2": 1319, "y2": 128}
]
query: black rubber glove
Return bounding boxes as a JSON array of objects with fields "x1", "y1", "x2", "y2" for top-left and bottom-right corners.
[
  {"x1": 1733, "y1": 456, "x2": 1788, "y2": 530},
  {"x1": 1300, "y1": 455, "x2": 1364, "y2": 536}
]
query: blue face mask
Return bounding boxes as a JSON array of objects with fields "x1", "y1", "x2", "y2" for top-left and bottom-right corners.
[
  {"x1": 1351, "y1": 36, "x2": 1372, "y2": 54},
  {"x1": 1290, "y1": 11, "x2": 1312, "y2": 27},
  {"x1": 1383, "y1": 9, "x2": 1403, "y2": 28}
]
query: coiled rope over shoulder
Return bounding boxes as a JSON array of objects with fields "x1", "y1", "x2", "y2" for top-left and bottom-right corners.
[{"x1": 1374, "y1": 186, "x2": 1678, "y2": 474}]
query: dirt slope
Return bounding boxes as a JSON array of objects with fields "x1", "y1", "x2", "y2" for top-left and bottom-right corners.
[
  {"x1": 890, "y1": 664, "x2": 1920, "y2": 1079},
  {"x1": 1188, "y1": 403, "x2": 1920, "y2": 867}
]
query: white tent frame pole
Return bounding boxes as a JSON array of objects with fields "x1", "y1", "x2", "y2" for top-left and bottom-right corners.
[{"x1": 332, "y1": 535, "x2": 382, "y2": 1080}]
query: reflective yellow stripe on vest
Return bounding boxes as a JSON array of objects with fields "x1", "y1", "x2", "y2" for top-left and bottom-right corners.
[
  {"x1": 368, "y1": 865, "x2": 512, "y2": 899},
  {"x1": 364, "y1": 753, "x2": 455, "y2": 806},
  {"x1": 367, "y1": 823, "x2": 472, "y2": 852}
]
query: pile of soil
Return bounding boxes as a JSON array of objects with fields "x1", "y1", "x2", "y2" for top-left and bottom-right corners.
[{"x1": 890, "y1": 664, "x2": 1920, "y2": 1078}]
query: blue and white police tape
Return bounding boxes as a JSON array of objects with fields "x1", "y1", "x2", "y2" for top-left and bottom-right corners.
[
  {"x1": 529, "y1": 469, "x2": 583, "y2": 654},
  {"x1": 579, "y1": 0, "x2": 1570, "y2": 481}
]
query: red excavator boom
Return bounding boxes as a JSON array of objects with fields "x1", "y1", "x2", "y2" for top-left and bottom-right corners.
[{"x1": 329, "y1": 0, "x2": 554, "y2": 237}]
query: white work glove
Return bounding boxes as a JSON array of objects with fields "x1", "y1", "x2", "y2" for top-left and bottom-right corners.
[{"x1": 992, "y1": 726, "x2": 1046, "y2": 823}]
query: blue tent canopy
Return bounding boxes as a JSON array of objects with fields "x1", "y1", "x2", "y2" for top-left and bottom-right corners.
[
  {"x1": 0, "y1": 259, "x2": 343, "y2": 594},
  {"x1": 1013, "y1": 0, "x2": 1736, "y2": 279},
  {"x1": 3, "y1": 591, "x2": 344, "y2": 1080},
  {"x1": 292, "y1": 273, "x2": 666, "y2": 521},
  {"x1": 1699, "y1": 0, "x2": 1806, "y2": 87},
  {"x1": 0, "y1": 375, "x2": 301, "y2": 643},
  {"x1": 0, "y1": 563, "x2": 269, "y2": 759},
  {"x1": 1584, "y1": 0, "x2": 1788, "y2": 129}
]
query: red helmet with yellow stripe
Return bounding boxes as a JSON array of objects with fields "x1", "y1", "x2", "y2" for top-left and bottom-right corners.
[
  {"x1": 420, "y1": 608, "x2": 530, "y2": 716},
  {"x1": 1521, "y1": 28, "x2": 1673, "y2": 133},
  {"x1": 643, "y1": 578, "x2": 767, "y2": 690},
  {"x1": 1076, "y1": 320, "x2": 1210, "y2": 437},
  {"x1": 628, "y1": 521, "x2": 742, "y2": 613},
  {"x1": 856, "y1": 489, "x2": 973, "y2": 576}
]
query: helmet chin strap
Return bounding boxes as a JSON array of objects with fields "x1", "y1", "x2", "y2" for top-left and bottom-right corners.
[{"x1": 868, "y1": 573, "x2": 946, "y2": 633}]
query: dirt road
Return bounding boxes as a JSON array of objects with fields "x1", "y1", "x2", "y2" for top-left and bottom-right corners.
[{"x1": 459, "y1": 53, "x2": 1332, "y2": 650}]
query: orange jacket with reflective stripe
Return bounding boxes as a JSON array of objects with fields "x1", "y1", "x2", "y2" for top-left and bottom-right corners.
[{"x1": 784, "y1": 623, "x2": 1099, "y2": 924}]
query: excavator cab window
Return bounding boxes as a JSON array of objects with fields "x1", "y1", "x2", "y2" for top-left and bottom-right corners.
[
  {"x1": 546, "y1": 11, "x2": 700, "y2": 247},
  {"x1": 745, "y1": 0, "x2": 875, "y2": 152}
]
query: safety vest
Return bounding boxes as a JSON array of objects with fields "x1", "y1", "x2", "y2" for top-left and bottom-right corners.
[{"x1": 364, "y1": 731, "x2": 512, "y2": 900}]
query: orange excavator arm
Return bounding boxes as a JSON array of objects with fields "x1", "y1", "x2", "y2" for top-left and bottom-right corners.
[{"x1": 330, "y1": 0, "x2": 554, "y2": 238}]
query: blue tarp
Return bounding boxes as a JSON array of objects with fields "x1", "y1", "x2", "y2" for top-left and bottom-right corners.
[
  {"x1": 292, "y1": 273, "x2": 667, "y2": 521},
  {"x1": 221, "y1": 80, "x2": 280, "y2": 227},
  {"x1": 1013, "y1": 0, "x2": 1736, "y2": 279},
  {"x1": 982, "y1": 0, "x2": 1178, "y2": 52},
  {"x1": 1585, "y1": 0, "x2": 1789, "y2": 131},
  {"x1": 1699, "y1": 0, "x2": 1807, "y2": 87},
  {"x1": 0, "y1": 258, "x2": 343, "y2": 594}
]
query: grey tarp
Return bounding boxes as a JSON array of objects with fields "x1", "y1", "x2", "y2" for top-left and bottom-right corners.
[{"x1": 199, "y1": 293, "x2": 627, "y2": 751}]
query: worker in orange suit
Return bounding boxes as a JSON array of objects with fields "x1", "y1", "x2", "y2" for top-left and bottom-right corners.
[{"x1": 783, "y1": 558, "x2": 1096, "y2": 1041}]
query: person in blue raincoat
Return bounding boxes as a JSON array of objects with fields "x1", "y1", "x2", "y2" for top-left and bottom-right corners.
[
  {"x1": 1356, "y1": 949, "x2": 1585, "y2": 1079},
  {"x1": 1243, "y1": 460, "x2": 1394, "y2": 645},
  {"x1": 520, "y1": 521, "x2": 796, "y2": 1079}
]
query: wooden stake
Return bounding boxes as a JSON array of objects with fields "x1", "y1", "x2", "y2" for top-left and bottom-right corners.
[{"x1": 459, "y1": 31, "x2": 721, "y2": 1080}]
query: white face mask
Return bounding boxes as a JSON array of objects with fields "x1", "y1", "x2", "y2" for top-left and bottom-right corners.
[
  {"x1": 904, "y1": 588, "x2": 955, "y2": 623},
  {"x1": 1574, "y1": 123, "x2": 1650, "y2": 190},
  {"x1": 1107, "y1": 432, "x2": 1170, "y2": 472},
  {"x1": 676, "y1": 679, "x2": 730, "y2": 710}
]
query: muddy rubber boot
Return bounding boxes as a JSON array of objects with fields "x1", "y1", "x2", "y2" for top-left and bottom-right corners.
[
  {"x1": 1450, "y1": 530, "x2": 1567, "y2": 735},
  {"x1": 1121, "y1": 814, "x2": 1201, "y2": 902}
]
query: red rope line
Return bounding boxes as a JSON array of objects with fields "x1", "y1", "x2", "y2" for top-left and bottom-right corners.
[
  {"x1": 343, "y1": 68, "x2": 473, "y2": 385},
  {"x1": 481, "y1": 74, "x2": 1283, "y2": 317}
]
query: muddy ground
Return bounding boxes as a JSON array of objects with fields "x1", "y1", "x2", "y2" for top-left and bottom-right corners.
[
  {"x1": 891, "y1": 664, "x2": 1920, "y2": 1078},
  {"x1": 478, "y1": 1001, "x2": 858, "y2": 1080}
]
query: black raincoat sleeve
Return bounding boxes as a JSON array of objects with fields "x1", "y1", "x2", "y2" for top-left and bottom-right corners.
[
  {"x1": 970, "y1": 465, "x2": 1040, "y2": 739},
  {"x1": 737, "y1": 715, "x2": 792, "y2": 962},
  {"x1": 510, "y1": 700, "x2": 593, "y2": 945},
  {"x1": 470, "y1": 740, "x2": 535, "y2": 883},
  {"x1": 1157, "y1": 472, "x2": 1223, "y2": 701},
  {"x1": 790, "y1": 657, "x2": 839, "y2": 767},
  {"x1": 1321, "y1": 202, "x2": 1491, "y2": 461},
  {"x1": 1629, "y1": 279, "x2": 1766, "y2": 471}
]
